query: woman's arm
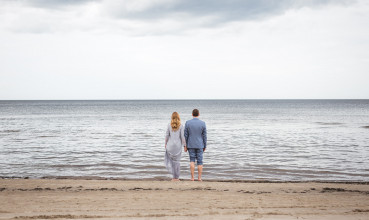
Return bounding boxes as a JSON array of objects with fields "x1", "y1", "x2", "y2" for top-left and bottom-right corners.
[
  {"x1": 165, "y1": 124, "x2": 170, "y2": 148},
  {"x1": 181, "y1": 125, "x2": 186, "y2": 146},
  {"x1": 181, "y1": 125, "x2": 187, "y2": 152}
]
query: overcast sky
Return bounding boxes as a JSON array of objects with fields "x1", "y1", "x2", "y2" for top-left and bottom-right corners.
[{"x1": 0, "y1": 0, "x2": 368, "y2": 99}]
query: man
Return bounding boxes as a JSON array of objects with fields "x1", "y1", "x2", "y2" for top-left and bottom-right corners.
[{"x1": 184, "y1": 109, "x2": 207, "y2": 181}]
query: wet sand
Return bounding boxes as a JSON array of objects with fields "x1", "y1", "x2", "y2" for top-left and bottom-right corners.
[{"x1": 1, "y1": 179, "x2": 369, "y2": 220}]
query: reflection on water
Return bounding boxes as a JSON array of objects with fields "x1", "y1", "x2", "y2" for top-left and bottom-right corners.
[{"x1": 0, "y1": 100, "x2": 369, "y2": 181}]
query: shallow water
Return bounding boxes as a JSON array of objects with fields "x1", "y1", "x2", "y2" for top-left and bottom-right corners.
[{"x1": 0, "y1": 100, "x2": 368, "y2": 181}]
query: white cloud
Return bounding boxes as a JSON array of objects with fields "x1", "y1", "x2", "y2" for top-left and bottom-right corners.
[
  {"x1": 0, "y1": 0, "x2": 368, "y2": 99},
  {"x1": 0, "y1": 0, "x2": 359, "y2": 35}
]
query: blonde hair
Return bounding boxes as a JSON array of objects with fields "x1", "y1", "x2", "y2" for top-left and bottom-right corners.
[{"x1": 170, "y1": 112, "x2": 181, "y2": 131}]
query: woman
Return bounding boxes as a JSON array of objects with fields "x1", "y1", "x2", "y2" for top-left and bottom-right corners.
[{"x1": 165, "y1": 112, "x2": 186, "y2": 181}]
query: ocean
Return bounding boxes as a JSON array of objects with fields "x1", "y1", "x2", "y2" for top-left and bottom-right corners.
[{"x1": 0, "y1": 100, "x2": 368, "y2": 181}]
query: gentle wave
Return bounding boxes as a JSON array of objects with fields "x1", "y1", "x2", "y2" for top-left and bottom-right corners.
[
  {"x1": 0, "y1": 129, "x2": 21, "y2": 133},
  {"x1": 315, "y1": 122, "x2": 344, "y2": 125}
]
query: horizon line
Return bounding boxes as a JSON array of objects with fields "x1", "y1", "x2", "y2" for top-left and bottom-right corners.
[{"x1": 1, "y1": 98, "x2": 369, "y2": 101}]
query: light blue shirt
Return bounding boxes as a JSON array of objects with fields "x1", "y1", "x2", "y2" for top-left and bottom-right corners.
[{"x1": 184, "y1": 118, "x2": 207, "y2": 149}]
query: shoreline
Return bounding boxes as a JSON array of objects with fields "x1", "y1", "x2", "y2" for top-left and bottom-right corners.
[
  {"x1": 2, "y1": 176, "x2": 369, "y2": 184},
  {"x1": 1, "y1": 179, "x2": 369, "y2": 219}
]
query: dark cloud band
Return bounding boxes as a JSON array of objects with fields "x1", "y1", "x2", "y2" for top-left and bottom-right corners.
[
  {"x1": 4, "y1": 0, "x2": 356, "y2": 22},
  {"x1": 118, "y1": 0, "x2": 355, "y2": 22}
]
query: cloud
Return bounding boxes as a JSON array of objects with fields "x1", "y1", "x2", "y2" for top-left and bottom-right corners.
[
  {"x1": 105, "y1": 0, "x2": 355, "y2": 23},
  {"x1": 54, "y1": 0, "x2": 356, "y2": 24},
  {"x1": 0, "y1": 0, "x2": 368, "y2": 99},
  {"x1": 10, "y1": 0, "x2": 98, "y2": 9},
  {"x1": 0, "y1": 0, "x2": 358, "y2": 35},
  {"x1": 4, "y1": 0, "x2": 357, "y2": 20}
]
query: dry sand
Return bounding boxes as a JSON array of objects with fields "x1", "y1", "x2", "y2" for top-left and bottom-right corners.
[{"x1": 1, "y1": 179, "x2": 369, "y2": 220}]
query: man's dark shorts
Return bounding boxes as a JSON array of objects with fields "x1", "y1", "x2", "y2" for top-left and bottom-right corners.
[{"x1": 188, "y1": 148, "x2": 204, "y2": 165}]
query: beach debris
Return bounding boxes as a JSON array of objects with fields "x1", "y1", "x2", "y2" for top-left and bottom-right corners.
[
  {"x1": 352, "y1": 209, "x2": 369, "y2": 212},
  {"x1": 321, "y1": 187, "x2": 369, "y2": 194}
]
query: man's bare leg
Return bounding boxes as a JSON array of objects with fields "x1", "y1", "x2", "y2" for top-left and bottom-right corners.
[
  {"x1": 190, "y1": 162, "x2": 195, "y2": 181},
  {"x1": 198, "y1": 165, "x2": 203, "y2": 181}
]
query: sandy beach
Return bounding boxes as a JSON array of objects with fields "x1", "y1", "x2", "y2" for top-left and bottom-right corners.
[{"x1": 1, "y1": 179, "x2": 368, "y2": 220}]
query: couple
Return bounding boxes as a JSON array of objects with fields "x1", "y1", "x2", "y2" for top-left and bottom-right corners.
[{"x1": 164, "y1": 109, "x2": 207, "y2": 181}]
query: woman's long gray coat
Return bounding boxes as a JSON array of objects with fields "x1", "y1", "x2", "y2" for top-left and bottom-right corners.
[{"x1": 165, "y1": 124, "x2": 185, "y2": 179}]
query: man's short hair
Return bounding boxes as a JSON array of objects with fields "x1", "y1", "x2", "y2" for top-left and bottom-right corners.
[{"x1": 192, "y1": 109, "x2": 199, "y2": 117}]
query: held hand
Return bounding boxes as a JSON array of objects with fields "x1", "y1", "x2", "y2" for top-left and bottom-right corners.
[
  {"x1": 203, "y1": 148, "x2": 206, "y2": 152},
  {"x1": 184, "y1": 146, "x2": 187, "y2": 152}
]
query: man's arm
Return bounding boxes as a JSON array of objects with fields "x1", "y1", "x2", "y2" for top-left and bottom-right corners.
[{"x1": 202, "y1": 122, "x2": 207, "y2": 149}]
